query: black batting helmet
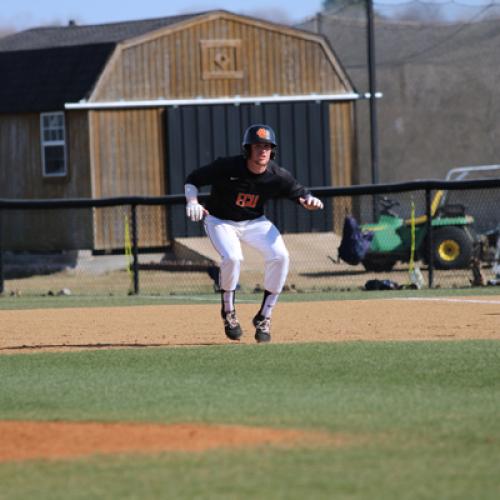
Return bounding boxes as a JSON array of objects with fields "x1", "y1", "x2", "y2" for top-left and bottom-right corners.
[{"x1": 242, "y1": 124, "x2": 277, "y2": 159}]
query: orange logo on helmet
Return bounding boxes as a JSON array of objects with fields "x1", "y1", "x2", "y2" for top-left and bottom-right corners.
[{"x1": 256, "y1": 128, "x2": 269, "y2": 139}]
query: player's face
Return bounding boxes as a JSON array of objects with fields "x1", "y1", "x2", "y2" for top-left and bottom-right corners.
[{"x1": 249, "y1": 143, "x2": 273, "y2": 167}]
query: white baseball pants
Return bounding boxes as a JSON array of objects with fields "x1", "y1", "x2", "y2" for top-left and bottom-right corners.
[{"x1": 204, "y1": 215, "x2": 289, "y2": 294}]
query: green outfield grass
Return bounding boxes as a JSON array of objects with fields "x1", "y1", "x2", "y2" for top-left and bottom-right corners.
[{"x1": 1, "y1": 341, "x2": 499, "y2": 499}]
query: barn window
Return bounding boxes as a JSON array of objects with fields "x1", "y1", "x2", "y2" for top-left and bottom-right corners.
[{"x1": 40, "y1": 112, "x2": 67, "y2": 177}]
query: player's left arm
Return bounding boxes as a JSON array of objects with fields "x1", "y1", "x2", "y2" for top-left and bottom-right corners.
[
  {"x1": 279, "y1": 168, "x2": 324, "y2": 211},
  {"x1": 299, "y1": 194, "x2": 324, "y2": 211}
]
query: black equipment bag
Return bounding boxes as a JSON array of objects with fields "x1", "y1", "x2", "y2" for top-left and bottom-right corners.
[{"x1": 338, "y1": 215, "x2": 374, "y2": 265}]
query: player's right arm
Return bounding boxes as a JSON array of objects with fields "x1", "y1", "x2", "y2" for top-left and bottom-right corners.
[
  {"x1": 184, "y1": 162, "x2": 220, "y2": 222},
  {"x1": 184, "y1": 158, "x2": 235, "y2": 221},
  {"x1": 184, "y1": 183, "x2": 208, "y2": 222}
]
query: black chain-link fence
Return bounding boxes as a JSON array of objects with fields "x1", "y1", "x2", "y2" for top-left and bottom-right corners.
[{"x1": 1, "y1": 179, "x2": 500, "y2": 297}]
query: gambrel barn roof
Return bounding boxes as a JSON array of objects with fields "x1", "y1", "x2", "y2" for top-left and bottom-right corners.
[{"x1": 0, "y1": 10, "x2": 355, "y2": 114}]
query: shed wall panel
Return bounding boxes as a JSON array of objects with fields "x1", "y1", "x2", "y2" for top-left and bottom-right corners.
[
  {"x1": 0, "y1": 111, "x2": 93, "y2": 250},
  {"x1": 166, "y1": 101, "x2": 339, "y2": 238},
  {"x1": 89, "y1": 109, "x2": 167, "y2": 250},
  {"x1": 329, "y1": 102, "x2": 356, "y2": 233}
]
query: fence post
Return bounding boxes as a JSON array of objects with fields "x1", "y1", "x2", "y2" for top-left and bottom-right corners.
[
  {"x1": 131, "y1": 204, "x2": 139, "y2": 295},
  {"x1": 425, "y1": 189, "x2": 434, "y2": 288},
  {"x1": 0, "y1": 210, "x2": 3, "y2": 295}
]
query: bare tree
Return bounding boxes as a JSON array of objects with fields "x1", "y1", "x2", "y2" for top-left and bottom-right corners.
[
  {"x1": 390, "y1": 2, "x2": 445, "y2": 23},
  {"x1": 242, "y1": 8, "x2": 294, "y2": 25},
  {"x1": 0, "y1": 26, "x2": 15, "y2": 39}
]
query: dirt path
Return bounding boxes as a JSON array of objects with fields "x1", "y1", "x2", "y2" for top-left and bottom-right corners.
[
  {"x1": 0, "y1": 421, "x2": 343, "y2": 463},
  {"x1": 1, "y1": 296, "x2": 499, "y2": 353}
]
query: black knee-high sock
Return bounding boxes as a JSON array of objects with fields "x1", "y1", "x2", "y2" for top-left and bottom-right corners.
[
  {"x1": 220, "y1": 290, "x2": 235, "y2": 316},
  {"x1": 257, "y1": 290, "x2": 280, "y2": 319}
]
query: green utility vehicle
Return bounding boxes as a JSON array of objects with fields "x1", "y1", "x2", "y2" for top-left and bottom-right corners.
[{"x1": 360, "y1": 191, "x2": 477, "y2": 272}]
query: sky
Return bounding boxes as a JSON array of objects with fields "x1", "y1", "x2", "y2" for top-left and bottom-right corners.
[
  {"x1": 1, "y1": 0, "x2": 497, "y2": 31},
  {"x1": 0, "y1": 0, "x2": 324, "y2": 31}
]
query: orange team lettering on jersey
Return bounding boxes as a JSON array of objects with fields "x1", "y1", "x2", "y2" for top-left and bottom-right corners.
[{"x1": 235, "y1": 193, "x2": 260, "y2": 208}]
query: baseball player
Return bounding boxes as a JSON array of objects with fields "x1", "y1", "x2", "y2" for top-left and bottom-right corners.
[{"x1": 184, "y1": 124, "x2": 323, "y2": 343}]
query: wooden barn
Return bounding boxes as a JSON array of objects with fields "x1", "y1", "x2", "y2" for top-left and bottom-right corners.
[{"x1": 0, "y1": 10, "x2": 359, "y2": 252}]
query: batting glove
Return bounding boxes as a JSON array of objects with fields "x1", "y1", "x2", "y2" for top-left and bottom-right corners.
[
  {"x1": 186, "y1": 201, "x2": 206, "y2": 222},
  {"x1": 301, "y1": 195, "x2": 324, "y2": 210}
]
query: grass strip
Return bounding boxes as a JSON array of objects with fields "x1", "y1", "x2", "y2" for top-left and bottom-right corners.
[{"x1": 1, "y1": 286, "x2": 500, "y2": 310}]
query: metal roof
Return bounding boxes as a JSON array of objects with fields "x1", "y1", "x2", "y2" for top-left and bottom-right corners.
[
  {"x1": 0, "y1": 44, "x2": 115, "y2": 113},
  {"x1": 0, "y1": 12, "x2": 206, "y2": 113},
  {"x1": 0, "y1": 13, "x2": 205, "y2": 51}
]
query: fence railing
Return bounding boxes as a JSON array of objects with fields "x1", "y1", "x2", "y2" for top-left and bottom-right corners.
[{"x1": 1, "y1": 177, "x2": 500, "y2": 296}]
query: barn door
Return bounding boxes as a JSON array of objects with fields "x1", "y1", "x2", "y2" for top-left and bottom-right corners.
[{"x1": 165, "y1": 102, "x2": 332, "y2": 238}]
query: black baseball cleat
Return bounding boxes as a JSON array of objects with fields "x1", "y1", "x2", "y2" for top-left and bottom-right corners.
[
  {"x1": 223, "y1": 311, "x2": 243, "y2": 341},
  {"x1": 253, "y1": 314, "x2": 271, "y2": 343}
]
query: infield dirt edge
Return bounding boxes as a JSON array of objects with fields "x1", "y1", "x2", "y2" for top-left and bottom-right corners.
[{"x1": 1, "y1": 297, "x2": 499, "y2": 353}]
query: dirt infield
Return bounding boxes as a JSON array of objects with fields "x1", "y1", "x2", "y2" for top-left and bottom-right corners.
[
  {"x1": 0, "y1": 296, "x2": 499, "y2": 353},
  {"x1": 0, "y1": 421, "x2": 343, "y2": 463}
]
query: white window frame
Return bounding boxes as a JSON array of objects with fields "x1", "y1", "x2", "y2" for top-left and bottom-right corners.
[{"x1": 40, "y1": 111, "x2": 67, "y2": 177}]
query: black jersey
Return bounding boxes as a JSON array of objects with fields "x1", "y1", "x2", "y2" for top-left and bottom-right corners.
[{"x1": 185, "y1": 155, "x2": 309, "y2": 221}]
